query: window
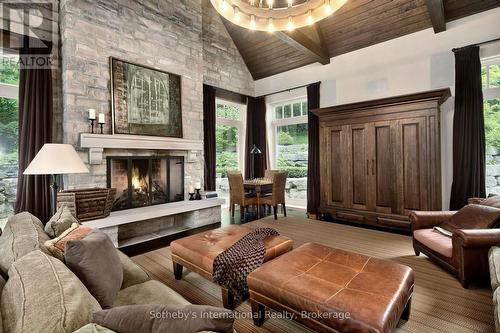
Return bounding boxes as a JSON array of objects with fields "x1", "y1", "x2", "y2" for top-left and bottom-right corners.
[
  {"x1": 482, "y1": 57, "x2": 500, "y2": 196},
  {"x1": 269, "y1": 99, "x2": 308, "y2": 208},
  {"x1": 0, "y1": 54, "x2": 19, "y2": 229},
  {"x1": 215, "y1": 99, "x2": 246, "y2": 203}
]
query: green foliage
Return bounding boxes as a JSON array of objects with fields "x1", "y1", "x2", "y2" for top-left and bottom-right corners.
[
  {"x1": 0, "y1": 97, "x2": 19, "y2": 155},
  {"x1": 216, "y1": 103, "x2": 240, "y2": 120},
  {"x1": 0, "y1": 58, "x2": 19, "y2": 85},
  {"x1": 485, "y1": 99, "x2": 500, "y2": 151},
  {"x1": 278, "y1": 131, "x2": 294, "y2": 145},
  {"x1": 216, "y1": 124, "x2": 238, "y2": 153},
  {"x1": 216, "y1": 151, "x2": 238, "y2": 177},
  {"x1": 277, "y1": 156, "x2": 307, "y2": 178}
]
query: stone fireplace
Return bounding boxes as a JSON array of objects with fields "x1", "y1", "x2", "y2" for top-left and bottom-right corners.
[{"x1": 107, "y1": 156, "x2": 184, "y2": 211}]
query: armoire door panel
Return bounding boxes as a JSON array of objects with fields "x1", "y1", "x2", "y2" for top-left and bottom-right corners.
[
  {"x1": 351, "y1": 125, "x2": 369, "y2": 209},
  {"x1": 372, "y1": 121, "x2": 396, "y2": 214},
  {"x1": 399, "y1": 117, "x2": 428, "y2": 213},
  {"x1": 326, "y1": 126, "x2": 348, "y2": 208}
]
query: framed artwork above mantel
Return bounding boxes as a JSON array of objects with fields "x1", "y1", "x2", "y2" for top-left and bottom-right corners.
[{"x1": 110, "y1": 57, "x2": 183, "y2": 138}]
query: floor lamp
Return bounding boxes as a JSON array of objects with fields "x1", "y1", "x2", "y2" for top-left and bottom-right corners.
[
  {"x1": 250, "y1": 144, "x2": 262, "y2": 179},
  {"x1": 23, "y1": 144, "x2": 89, "y2": 216}
]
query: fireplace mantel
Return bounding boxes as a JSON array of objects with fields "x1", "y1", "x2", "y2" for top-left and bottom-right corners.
[{"x1": 79, "y1": 133, "x2": 203, "y2": 164}]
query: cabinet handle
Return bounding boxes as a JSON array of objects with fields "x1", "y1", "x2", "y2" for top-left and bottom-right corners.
[
  {"x1": 372, "y1": 159, "x2": 375, "y2": 175},
  {"x1": 367, "y1": 160, "x2": 369, "y2": 175}
]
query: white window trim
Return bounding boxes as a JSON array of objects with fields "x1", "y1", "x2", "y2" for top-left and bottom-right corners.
[
  {"x1": 215, "y1": 98, "x2": 247, "y2": 176},
  {"x1": 267, "y1": 97, "x2": 307, "y2": 169},
  {"x1": 0, "y1": 83, "x2": 18, "y2": 99},
  {"x1": 482, "y1": 56, "x2": 500, "y2": 100}
]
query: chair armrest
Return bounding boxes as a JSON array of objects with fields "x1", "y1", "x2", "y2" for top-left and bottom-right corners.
[
  {"x1": 468, "y1": 197, "x2": 485, "y2": 205},
  {"x1": 453, "y1": 229, "x2": 500, "y2": 248},
  {"x1": 410, "y1": 211, "x2": 456, "y2": 231}
]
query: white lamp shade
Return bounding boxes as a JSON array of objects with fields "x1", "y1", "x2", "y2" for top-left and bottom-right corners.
[{"x1": 23, "y1": 144, "x2": 89, "y2": 175}]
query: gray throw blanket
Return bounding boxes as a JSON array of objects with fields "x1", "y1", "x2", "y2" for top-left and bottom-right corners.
[{"x1": 213, "y1": 227, "x2": 280, "y2": 303}]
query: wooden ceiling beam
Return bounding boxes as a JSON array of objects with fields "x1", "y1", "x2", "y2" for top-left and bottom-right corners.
[
  {"x1": 275, "y1": 26, "x2": 331, "y2": 65},
  {"x1": 425, "y1": 0, "x2": 446, "y2": 33}
]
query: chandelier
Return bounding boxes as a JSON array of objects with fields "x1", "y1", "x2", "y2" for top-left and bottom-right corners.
[{"x1": 210, "y1": 0, "x2": 348, "y2": 32}]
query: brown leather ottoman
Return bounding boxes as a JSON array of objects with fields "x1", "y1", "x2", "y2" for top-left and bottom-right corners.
[
  {"x1": 247, "y1": 243, "x2": 414, "y2": 333},
  {"x1": 170, "y1": 225, "x2": 293, "y2": 309}
]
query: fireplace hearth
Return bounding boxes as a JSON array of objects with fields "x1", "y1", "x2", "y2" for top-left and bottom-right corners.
[{"x1": 107, "y1": 156, "x2": 184, "y2": 211}]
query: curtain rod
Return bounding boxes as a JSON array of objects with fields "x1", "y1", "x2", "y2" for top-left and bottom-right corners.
[
  {"x1": 452, "y1": 37, "x2": 500, "y2": 52},
  {"x1": 257, "y1": 82, "x2": 319, "y2": 98}
]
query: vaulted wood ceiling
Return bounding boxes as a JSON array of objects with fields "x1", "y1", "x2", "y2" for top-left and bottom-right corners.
[{"x1": 221, "y1": 0, "x2": 500, "y2": 79}]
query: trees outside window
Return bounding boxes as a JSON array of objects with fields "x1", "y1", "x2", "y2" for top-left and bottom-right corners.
[
  {"x1": 270, "y1": 99, "x2": 308, "y2": 208},
  {"x1": 0, "y1": 55, "x2": 19, "y2": 229},
  {"x1": 215, "y1": 100, "x2": 246, "y2": 202},
  {"x1": 482, "y1": 58, "x2": 500, "y2": 195}
]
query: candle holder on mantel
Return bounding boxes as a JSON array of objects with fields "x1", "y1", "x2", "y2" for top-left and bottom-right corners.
[
  {"x1": 89, "y1": 119, "x2": 95, "y2": 133},
  {"x1": 188, "y1": 192, "x2": 196, "y2": 201},
  {"x1": 99, "y1": 122, "x2": 104, "y2": 134},
  {"x1": 194, "y1": 188, "x2": 202, "y2": 200}
]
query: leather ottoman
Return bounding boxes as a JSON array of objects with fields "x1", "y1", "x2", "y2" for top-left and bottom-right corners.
[
  {"x1": 247, "y1": 243, "x2": 414, "y2": 333},
  {"x1": 170, "y1": 225, "x2": 293, "y2": 309}
]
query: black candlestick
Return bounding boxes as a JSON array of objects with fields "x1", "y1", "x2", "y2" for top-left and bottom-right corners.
[
  {"x1": 90, "y1": 119, "x2": 95, "y2": 133},
  {"x1": 194, "y1": 189, "x2": 202, "y2": 200},
  {"x1": 188, "y1": 192, "x2": 196, "y2": 200},
  {"x1": 99, "y1": 123, "x2": 104, "y2": 134}
]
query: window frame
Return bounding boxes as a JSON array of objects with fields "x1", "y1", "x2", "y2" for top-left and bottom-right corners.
[
  {"x1": 482, "y1": 56, "x2": 500, "y2": 101},
  {"x1": 268, "y1": 97, "x2": 308, "y2": 170},
  {"x1": 215, "y1": 98, "x2": 247, "y2": 176}
]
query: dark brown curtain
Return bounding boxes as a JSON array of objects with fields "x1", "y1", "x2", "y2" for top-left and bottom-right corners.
[
  {"x1": 15, "y1": 47, "x2": 53, "y2": 222},
  {"x1": 307, "y1": 82, "x2": 321, "y2": 215},
  {"x1": 449, "y1": 45, "x2": 486, "y2": 210},
  {"x1": 245, "y1": 97, "x2": 267, "y2": 179},
  {"x1": 203, "y1": 84, "x2": 216, "y2": 191}
]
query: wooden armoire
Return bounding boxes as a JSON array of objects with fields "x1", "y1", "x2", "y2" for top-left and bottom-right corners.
[{"x1": 312, "y1": 89, "x2": 451, "y2": 231}]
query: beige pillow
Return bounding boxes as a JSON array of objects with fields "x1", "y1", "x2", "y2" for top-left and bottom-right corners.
[
  {"x1": 91, "y1": 304, "x2": 234, "y2": 333},
  {"x1": 0, "y1": 212, "x2": 51, "y2": 277},
  {"x1": 0, "y1": 274, "x2": 5, "y2": 333},
  {"x1": 44, "y1": 223, "x2": 92, "y2": 261},
  {"x1": 1, "y1": 250, "x2": 101, "y2": 333},
  {"x1": 45, "y1": 204, "x2": 80, "y2": 238},
  {"x1": 65, "y1": 229, "x2": 123, "y2": 309},
  {"x1": 483, "y1": 195, "x2": 500, "y2": 209}
]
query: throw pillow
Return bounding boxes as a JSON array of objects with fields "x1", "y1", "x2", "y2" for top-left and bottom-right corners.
[
  {"x1": 1, "y1": 250, "x2": 101, "y2": 333},
  {"x1": 440, "y1": 204, "x2": 500, "y2": 234},
  {"x1": 44, "y1": 223, "x2": 92, "y2": 261},
  {"x1": 45, "y1": 204, "x2": 80, "y2": 238},
  {"x1": 65, "y1": 229, "x2": 123, "y2": 309},
  {"x1": 0, "y1": 212, "x2": 51, "y2": 278},
  {"x1": 91, "y1": 304, "x2": 234, "y2": 333},
  {"x1": 0, "y1": 275, "x2": 5, "y2": 333}
]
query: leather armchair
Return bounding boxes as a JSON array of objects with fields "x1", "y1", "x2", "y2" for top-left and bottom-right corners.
[{"x1": 411, "y1": 211, "x2": 500, "y2": 288}]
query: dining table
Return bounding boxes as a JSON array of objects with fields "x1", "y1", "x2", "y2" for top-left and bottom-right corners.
[{"x1": 244, "y1": 178, "x2": 273, "y2": 218}]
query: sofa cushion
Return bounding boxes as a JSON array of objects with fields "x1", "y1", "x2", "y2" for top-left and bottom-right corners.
[
  {"x1": 0, "y1": 212, "x2": 51, "y2": 278},
  {"x1": 439, "y1": 204, "x2": 500, "y2": 233},
  {"x1": 65, "y1": 229, "x2": 123, "y2": 309},
  {"x1": 45, "y1": 223, "x2": 92, "y2": 261},
  {"x1": 490, "y1": 247, "x2": 500, "y2": 290},
  {"x1": 482, "y1": 196, "x2": 500, "y2": 209},
  {"x1": 117, "y1": 250, "x2": 150, "y2": 290},
  {"x1": 494, "y1": 287, "x2": 500, "y2": 333},
  {"x1": 0, "y1": 275, "x2": 5, "y2": 333},
  {"x1": 73, "y1": 324, "x2": 116, "y2": 333},
  {"x1": 91, "y1": 304, "x2": 234, "y2": 333},
  {"x1": 45, "y1": 204, "x2": 80, "y2": 238},
  {"x1": 1, "y1": 250, "x2": 101, "y2": 333},
  {"x1": 114, "y1": 280, "x2": 189, "y2": 307},
  {"x1": 414, "y1": 229, "x2": 453, "y2": 258}
]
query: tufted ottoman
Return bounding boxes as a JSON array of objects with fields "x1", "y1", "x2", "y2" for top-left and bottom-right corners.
[
  {"x1": 247, "y1": 243, "x2": 414, "y2": 333},
  {"x1": 170, "y1": 225, "x2": 293, "y2": 309}
]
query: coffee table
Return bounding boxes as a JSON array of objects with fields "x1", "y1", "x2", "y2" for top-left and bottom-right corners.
[
  {"x1": 247, "y1": 242, "x2": 414, "y2": 333},
  {"x1": 170, "y1": 225, "x2": 293, "y2": 309}
]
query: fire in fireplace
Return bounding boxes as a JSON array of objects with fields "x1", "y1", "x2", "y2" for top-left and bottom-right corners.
[{"x1": 106, "y1": 156, "x2": 184, "y2": 211}]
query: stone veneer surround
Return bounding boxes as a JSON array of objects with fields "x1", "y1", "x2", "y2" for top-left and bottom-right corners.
[{"x1": 59, "y1": 0, "x2": 254, "y2": 191}]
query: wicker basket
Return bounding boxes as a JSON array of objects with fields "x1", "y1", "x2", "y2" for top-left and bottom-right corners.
[{"x1": 57, "y1": 188, "x2": 116, "y2": 221}]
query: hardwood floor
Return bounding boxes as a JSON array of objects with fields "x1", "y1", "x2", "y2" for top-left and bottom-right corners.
[{"x1": 131, "y1": 216, "x2": 495, "y2": 333}]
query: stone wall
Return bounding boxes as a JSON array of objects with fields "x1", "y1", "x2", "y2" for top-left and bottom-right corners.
[
  {"x1": 0, "y1": 157, "x2": 17, "y2": 228},
  {"x1": 59, "y1": 0, "x2": 254, "y2": 191},
  {"x1": 487, "y1": 147, "x2": 500, "y2": 195}
]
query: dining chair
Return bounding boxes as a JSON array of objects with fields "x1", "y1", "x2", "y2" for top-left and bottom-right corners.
[
  {"x1": 227, "y1": 171, "x2": 258, "y2": 222},
  {"x1": 261, "y1": 171, "x2": 288, "y2": 220},
  {"x1": 264, "y1": 169, "x2": 279, "y2": 180}
]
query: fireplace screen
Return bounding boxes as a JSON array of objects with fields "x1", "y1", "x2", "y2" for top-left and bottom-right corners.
[{"x1": 107, "y1": 156, "x2": 184, "y2": 211}]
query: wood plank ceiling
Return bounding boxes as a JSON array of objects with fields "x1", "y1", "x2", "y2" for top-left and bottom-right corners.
[{"x1": 220, "y1": 0, "x2": 500, "y2": 80}]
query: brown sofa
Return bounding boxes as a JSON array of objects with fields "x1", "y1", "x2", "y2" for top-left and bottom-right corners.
[
  {"x1": 411, "y1": 197, "x2": 500, "y2": 288},
  {"x1": 0, "y1": 212, "x2": 205, "y2": 333}
]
